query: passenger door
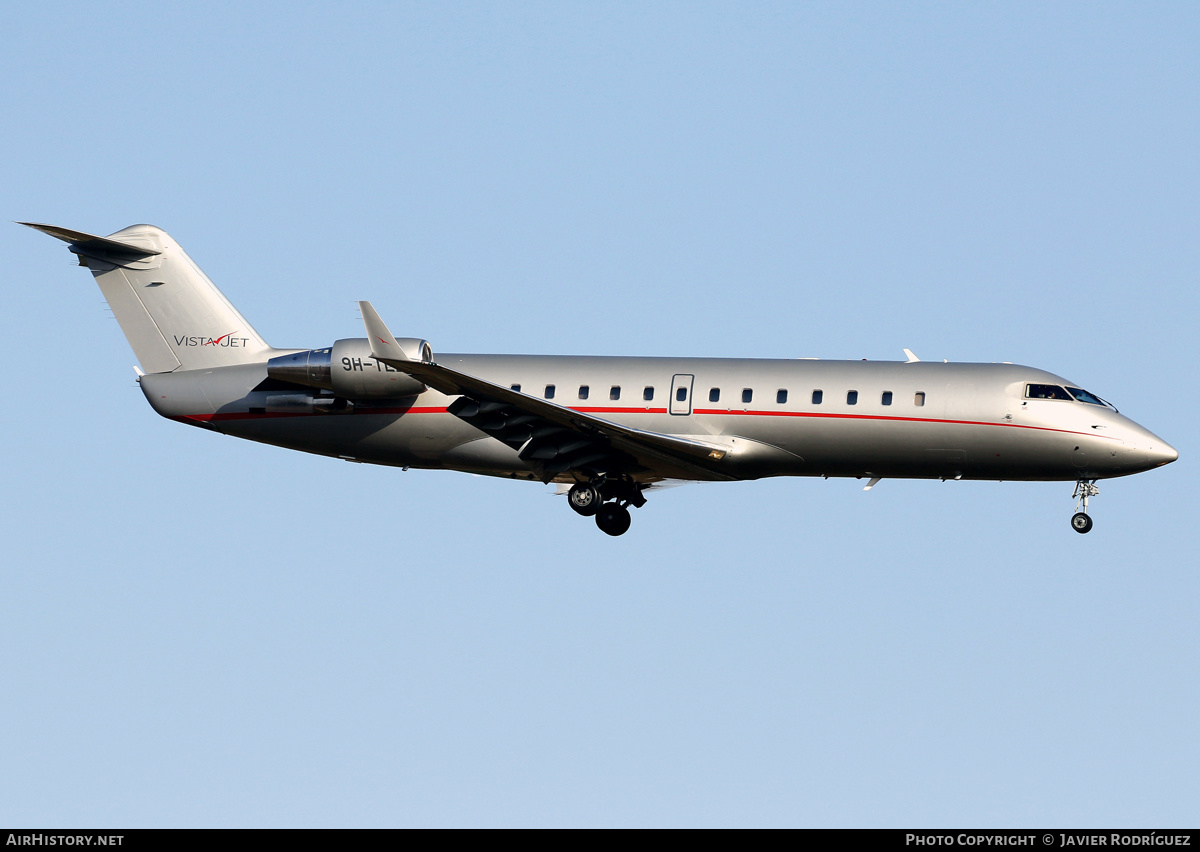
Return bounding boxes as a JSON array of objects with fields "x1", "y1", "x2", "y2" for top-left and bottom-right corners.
[{"x1": 669, "y1": 373, "x2": 694, "y2": 415}]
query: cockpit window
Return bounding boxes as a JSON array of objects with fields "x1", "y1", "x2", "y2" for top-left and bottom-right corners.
[
  {"x1": 1066, "y1": 387, "x2": 1106, "y2": 406},
  {"x1": 1025, "y1": 383, "x2": 1073, "y2": 401}
]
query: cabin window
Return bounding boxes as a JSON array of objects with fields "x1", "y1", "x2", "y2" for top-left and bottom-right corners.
[
  {"x1": 1026, "y1": 383, "x2": 1073, "y2": 401},
  {"x1": 847, "y1": 390, "x2": 858, "y2": 405},
  {"x1": 777, "y1": 389, "x2": 788, "y2": 404},
  {"x1": 610, "y1": 386, "x2": 621, "y2": 400},
  {"x1": 643, "y1": 386, "x2": 654, "y2": 401},
  {"x1": 579, "y1": 385, "x2": 589, "y2": 400},
  {"x1": 545, "y1": 384, "x2": 555, "y2": 399},
  {"x1": 709, "y1": 388, "x2": 720, "y2": 403},
  {"x1": 914, "y1": 392, "x2": 925, "y2": 406},
  {"x1": 812, "y1": 390, "x2": 823, "y2": 405},
  {"x1": 511, "y1": 384, "x2": 521, "y2": 393},
  {"x1": 881, "y1": 391, "x2": 893, "y2": 406},
  {"x1": 742, "y1": 388, "x2": 753, "y2": 404},
  {"x1": 676, "y1": 386, "x2": 688, "y2": 402}
]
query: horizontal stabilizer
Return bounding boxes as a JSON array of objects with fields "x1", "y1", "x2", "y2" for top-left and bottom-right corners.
[{"x1": 19, "y1": 222, "x2": 162, "y2": 258}]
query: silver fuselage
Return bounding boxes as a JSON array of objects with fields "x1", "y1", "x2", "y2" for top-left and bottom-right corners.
[
  {"x1": 140, "y1": 353, "x2": 1176, "y2": 484},
  {"x1": 23, "y1": 220, "x2": 1176, "y2": 536}
]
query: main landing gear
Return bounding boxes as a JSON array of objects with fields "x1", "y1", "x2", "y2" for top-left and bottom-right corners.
[
  {"x1": 595, "y1": 503, "x2": 632, "y2": 536},
  {"x1": 567, "y1": 477, "x2": 644, "y2": 536},
  {"x1": 1071, "y1": 479, "x2": 1100, "y2": 534},
  {"x1": 567, "y1": 482, "x2": 603, "y2": 516}
]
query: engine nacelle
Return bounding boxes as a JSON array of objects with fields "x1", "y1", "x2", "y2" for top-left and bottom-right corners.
[
  {"x1": 267, "y1": 337, "x2": 431, "y2": 399},
  {"x1": 330, "y1": 337, "x2": 430, "y2": 398}
]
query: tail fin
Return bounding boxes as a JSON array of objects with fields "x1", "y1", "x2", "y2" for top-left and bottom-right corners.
[{"x1": 22, "y1": 222, "x2": 271, "y2": 373}]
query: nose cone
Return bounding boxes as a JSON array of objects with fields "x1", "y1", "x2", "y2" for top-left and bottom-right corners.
[
  {"x1": 1153, "y1": 441, "x2": 1179, "y2": 467},
  {"x1": 1124, "y1": 426, "x2": 1178, "y2": 472}
]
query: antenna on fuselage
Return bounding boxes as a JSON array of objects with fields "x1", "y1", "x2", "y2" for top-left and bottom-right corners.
[{"x1": 902, "y1": 348, "x2": 920, "y2": 363}]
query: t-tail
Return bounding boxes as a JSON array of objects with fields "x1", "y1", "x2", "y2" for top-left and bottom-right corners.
[{"x1": 21, "y1": 222, "x2": 271, "y2": 373}]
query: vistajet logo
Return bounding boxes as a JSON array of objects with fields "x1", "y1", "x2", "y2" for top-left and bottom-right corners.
[{"x1": 173, "y1": 332, "x2": 250, "y2": 348}]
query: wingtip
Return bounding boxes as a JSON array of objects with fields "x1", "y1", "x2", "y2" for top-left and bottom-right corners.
[{"x1": 358, "y1": 300, "x2": 403, "y2": 361}]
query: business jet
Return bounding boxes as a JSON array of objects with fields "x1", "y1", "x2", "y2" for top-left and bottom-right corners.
[{"x1": 23, "y1": 222, "x2": 1177, "y2": 536}]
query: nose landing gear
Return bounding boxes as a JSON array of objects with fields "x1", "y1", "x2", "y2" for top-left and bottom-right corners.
[{"x1": 1071, "y1": 479, "x2": 1099, "y2": 534}]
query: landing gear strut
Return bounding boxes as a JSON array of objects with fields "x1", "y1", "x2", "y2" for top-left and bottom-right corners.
[{"x1": 1071, "y1": 479, "x2": 1099, "y2": 534}]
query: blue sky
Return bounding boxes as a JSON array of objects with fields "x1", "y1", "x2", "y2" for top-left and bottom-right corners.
[{"x1": 1, "y1": 1, "x2": 1196, "y2": 827}]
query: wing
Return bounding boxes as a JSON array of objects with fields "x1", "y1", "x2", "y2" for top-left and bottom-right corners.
[{"x1": 358, "y1": 301, "x2": 736, "y2": 483}]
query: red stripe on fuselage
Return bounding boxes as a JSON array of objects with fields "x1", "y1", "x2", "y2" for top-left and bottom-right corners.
[
  {"x1": 177, "y1": 404, "x2": 1117, "y2": 442},
  {"x1": 179, "y1": 405, "x2": 449, "y2": 422},
  {"x1": 690, "y1": 408, "x2": 1120, "y2": 440},
  {"x1": 572, "y1": 407, "x2": 669, "y2": 415}
]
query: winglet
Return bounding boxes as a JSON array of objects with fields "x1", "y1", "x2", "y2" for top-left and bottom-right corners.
[
  {"x1": 902, "y1": 348, "x2": 920, "y2": 363},
  {"x1": 358, "y1": 300, "x2": 408, "y2": 362}
]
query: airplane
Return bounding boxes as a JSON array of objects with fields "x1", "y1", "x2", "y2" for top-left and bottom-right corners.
[{"x1": 22, "y1": 221, "x2": 1178, "y2": 536}]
